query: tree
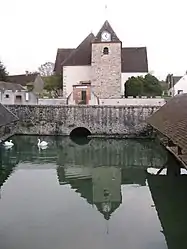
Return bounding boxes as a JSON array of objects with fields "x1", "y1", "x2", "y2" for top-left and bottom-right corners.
[
  {"x1": 125, "y1": 73, "x2": 163, "y2": 97},
  {"x1": 0, "y1": 61, "x2": 8, "y2": 81},
  {"x1": 38, "y1": 62, "x2": 54, "y2": 76},
  {"x1": 43, "y1": 75, "x2": 61, "y2": 97}
]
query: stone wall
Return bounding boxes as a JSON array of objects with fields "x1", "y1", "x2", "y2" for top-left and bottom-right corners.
[
  {"x1": 99, "y1": 98, "x2": 165, "y2": 106},
  {"x1": 6, "y1": 105, "x2": 160, "y2": 137},
  {"x1": 0, "y1": 121, "x2": 18, "y2": 142},
  {"x1": 91, "y1": 43, "x2": 121, "y2": 98},
  {"x1": 38, "y1": 98, "x2": 66, "y2": 105}
]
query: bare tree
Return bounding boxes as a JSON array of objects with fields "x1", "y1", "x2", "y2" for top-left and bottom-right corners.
[{"x1": 38, "y1": 62, "x2": 54, "y2": 76}]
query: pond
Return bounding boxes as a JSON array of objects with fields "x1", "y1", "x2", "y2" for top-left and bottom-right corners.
[{"x1": 0, "y1": 135, "x2": 186, "y2": 249}]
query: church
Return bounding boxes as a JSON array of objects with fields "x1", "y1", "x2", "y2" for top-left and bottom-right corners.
[{"x1": 54, "y1": 20, "x2": 148, "y2": 105}]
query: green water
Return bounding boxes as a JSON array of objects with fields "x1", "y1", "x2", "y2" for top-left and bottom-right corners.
[{"x1": 0, "y1": 135, "x2": 186, "y2": 249}]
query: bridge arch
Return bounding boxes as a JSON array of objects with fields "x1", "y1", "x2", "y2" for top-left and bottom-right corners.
[{"x1": 70, "y1": 127, "x2": 91, "y2": 138}]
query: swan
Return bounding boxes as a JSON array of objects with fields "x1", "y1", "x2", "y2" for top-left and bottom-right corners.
[
  {"x1": 38, "y1": 139, "x2": 48, "y2": 147},
  {"x1": 38, "y1": 145, "x2": 48, "y2": 151},
  {"x1": 4, "y1": 140, "x2": 14, "y2": 147}
]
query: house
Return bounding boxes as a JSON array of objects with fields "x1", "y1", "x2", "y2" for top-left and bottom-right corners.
[
  {"x1": 166, "y1": 74, "x2": 183, "y2": 96},
  {"x1": 7, "y1": 72, "x2": 44, "y2": 95},
  {"x1": 54, "y1": 20, "x2": 148, "y2": 104},
  {"x1": 0, "y1": 81, "x2": 38, "y2": 105}
]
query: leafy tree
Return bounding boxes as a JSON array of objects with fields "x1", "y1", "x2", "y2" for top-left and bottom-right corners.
[
  {"x1": 38, "y1": 62, "x2": 54, "y2": 76},
  {"x1": 0, "y1": 61, "x2": 8, "y2": 81},
  {"x1": 160, "y1": 80, "x2": 168, "y2": 96},
  {"x1": 125, "y1": 73, "x2": 163, "y2": 97},
  {"x1": 43, "y1": 75, "x2": 62, "y2": 97}
]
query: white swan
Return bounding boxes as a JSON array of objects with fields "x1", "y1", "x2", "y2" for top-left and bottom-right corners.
[
  {"x1": 4, "y1": 140, "x2": 14, "y2": 147},
  {"x1": 38, "y1": 139, "x2": 48, "y2": 147}
]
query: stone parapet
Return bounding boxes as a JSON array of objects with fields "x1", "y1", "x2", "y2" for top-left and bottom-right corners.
[{"x1": 6, "y1": 104, "x2": 160, "y2": 137}]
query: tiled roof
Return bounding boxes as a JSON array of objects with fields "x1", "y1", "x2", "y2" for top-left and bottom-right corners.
[
  {"x1": 0, "y1": 104, "x2": 18, "y2": 127},
  {"x1": 147, "y1": 93, "x2": 187, "y2": 156},
  {"x1": 0, "y1": 81, "x2": 24, "y2": 91},
  {"x1": 54, "y1": 48, "x2": 74, "y2": 74},
  {"x1": 7, "y1": 73, "x2": 38, "y2": 86},
  {"x1": 54, "y1": 45, "x2": 148, "y2": 73},
  {"x1": 93, "y1": 20, "x2": 121, "y2": 43},
  {"x1": 54, "y1": 20, "x2": 148, "y2": 74},
  {"x1": 121, "y1": 47, "x2": 148, "y2": 73},
  {"x1": 62, "y1": 33, "x2": 95, "y2": 67}
]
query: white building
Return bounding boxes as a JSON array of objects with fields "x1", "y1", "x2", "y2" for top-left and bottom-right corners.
[
  {"x1": 54, "y1": 20, "x2": 148, "y2": 105},
  {"x1": 168, "y1": 74, "x2": 187, "y2": 96},
  {"x1": 0, "y1": 81, "x2": 38, "y2": 105}
]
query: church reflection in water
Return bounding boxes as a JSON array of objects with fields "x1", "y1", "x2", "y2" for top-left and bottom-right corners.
[
  {"x1": 0, "y1": 135, "x2": 187, "y2": 248},
  {"x1": 57, "y1": 166, "x2": 122, "y2": 220}
]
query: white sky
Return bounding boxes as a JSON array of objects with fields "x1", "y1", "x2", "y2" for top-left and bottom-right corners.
[{"x1": 0, "y1": 0, "x2": 187, "y2": 79}]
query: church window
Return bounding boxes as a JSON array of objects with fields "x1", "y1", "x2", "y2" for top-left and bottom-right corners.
[{"x1": 103, "y1": 47, "x2": 109, "y2": 55}]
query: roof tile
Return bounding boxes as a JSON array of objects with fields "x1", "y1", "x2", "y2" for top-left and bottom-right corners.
[
  {"x1": 93, "y1": 20, "x2": 121, "y2": 43},
  {"x1": 7, "y1": 74, "x2": 38, "y2": 86},
  {"x1": 121, "y1": 47, "x2": 148, "y2": 72},
  {"x1": 147, "y1": 94, "x2": 187, "y2": 154},
  {"x1": 62, "y1": 33, "x2": 95, "y2": 67},
  {"x1": 0, "y1": 81, "x2": 24, "y2": 91},
  {"x1": 54, "y1": 48, "x2": 74, "y2": 74}
]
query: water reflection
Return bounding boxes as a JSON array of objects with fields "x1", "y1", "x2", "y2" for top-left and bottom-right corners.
[
  {"x1": 147, "y1": 171, "x2": 187, "y2": 249},
  {"x1": 147, "y1": 152, "x2": 187, "y2": 249},
  {"x1": 0, "y1": 135, "x2": 185, "y2": 249},
  {"x1": 57, "y1": 166, "x2": 122, "y2": 220}
]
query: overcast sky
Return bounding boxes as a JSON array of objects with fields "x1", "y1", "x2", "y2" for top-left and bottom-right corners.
[{"x1": 0, "y1": 0, "x2": 186, "y2": 79}]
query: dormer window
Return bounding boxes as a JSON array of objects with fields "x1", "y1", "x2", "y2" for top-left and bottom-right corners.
[{"x1": 103, "y1": 47, "x2": 109, "y2": 55}]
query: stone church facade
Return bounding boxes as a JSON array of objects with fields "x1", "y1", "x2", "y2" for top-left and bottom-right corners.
[{"x1": 54, "y1": 20, "x2": 148, "y2": 104}]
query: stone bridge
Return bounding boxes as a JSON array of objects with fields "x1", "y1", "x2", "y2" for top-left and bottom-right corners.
[{"x1": 6, "y1": 105, "x2": 160, "y2": 137}]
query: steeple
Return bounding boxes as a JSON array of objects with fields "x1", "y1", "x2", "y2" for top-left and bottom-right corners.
[{"x1": 93, "y1": 20, "x2": 121, "y2": 43}]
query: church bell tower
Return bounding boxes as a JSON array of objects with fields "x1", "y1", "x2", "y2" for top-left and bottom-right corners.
[{"x1": 91, "y1": 20, "x2": 122, "y2": 99}]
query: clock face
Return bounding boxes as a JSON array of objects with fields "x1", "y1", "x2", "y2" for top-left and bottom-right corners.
[{"x1": 101, "y1": 31, "x2": 111, "y2": 42}]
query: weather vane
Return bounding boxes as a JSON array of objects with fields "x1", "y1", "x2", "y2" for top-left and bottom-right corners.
[{"x1": 104, "y1": 4, "x2": 108, "y2": 20}]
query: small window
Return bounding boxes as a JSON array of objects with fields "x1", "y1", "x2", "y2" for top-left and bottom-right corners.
[
  {"x1": 103, "y1": 47, "x2": 109, "y2": 55},
  {"x1": 5, "y1": 94, "x2": 9, "y2": 98},
  {"x1": 15, "y1": 95, "x2": 22, "y2": 104},
  {"x1": 178, "y1": 90, "x2": 183, "y2": 94}
]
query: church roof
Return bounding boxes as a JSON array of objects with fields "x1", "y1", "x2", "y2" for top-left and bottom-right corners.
[
  {"x1": 121, "y1": 47, "x2": 148, "y2": 72},
  {"x1": 93, "y1": 20, "x2": 121, "y2": 43},
  {"x1": 0, "y1": 104, "x2": 18, "y2": 127},
  {"x1": 61, "y1": 33, "x2": 95, "y2": 67},
  {"x1": 54, "y1": 48, "x2": 75, "y2": 74},
  {"x1": 54, "y1": 21, "x2": 148, "y2": 74}
]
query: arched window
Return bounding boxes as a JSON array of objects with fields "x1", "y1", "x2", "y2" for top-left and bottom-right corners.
[{"x1": 103, "y1": 47, "x2": 109, "y2": 55}]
